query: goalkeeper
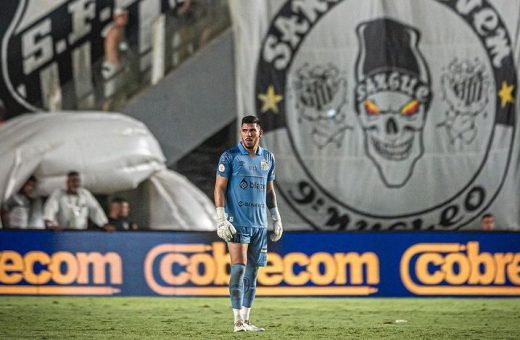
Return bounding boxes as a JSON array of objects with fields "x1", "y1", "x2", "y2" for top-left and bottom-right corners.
[{"x1": 214, "y1": 115, "x2": 283, "y2": 332}]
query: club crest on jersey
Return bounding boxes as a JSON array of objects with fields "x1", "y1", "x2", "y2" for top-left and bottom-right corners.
[
  {"x1": 261, "y1": 159, "x2": 269, "y2": 171},
  {"x1": 254, "y1": 0, "x2": 516, "y2": 230}
]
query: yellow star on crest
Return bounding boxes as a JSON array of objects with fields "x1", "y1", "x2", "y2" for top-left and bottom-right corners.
[
  {"x1": 258, "y1": 85, "x2": 283, "y2": 113},
  {"x1": 498, "y1": 81, "x2": 515, "y2": 108}
]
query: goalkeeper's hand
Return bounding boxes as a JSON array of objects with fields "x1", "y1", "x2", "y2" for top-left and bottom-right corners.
[
  {"x1": 216, "y1": 207, "x2": 236, "y2": 242},
  {"x1": 270, "y1": 207, "x2": 283, "y2": 242}
]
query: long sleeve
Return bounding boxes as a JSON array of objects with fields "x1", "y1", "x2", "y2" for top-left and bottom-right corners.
[{"x1": 43, "y1": 190, "x2": 60, "y2": 223}]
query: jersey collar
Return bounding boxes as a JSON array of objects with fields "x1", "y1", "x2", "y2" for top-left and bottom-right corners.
[{"x1": 238, "y1": 142, "x2": 263, "y2": 155}]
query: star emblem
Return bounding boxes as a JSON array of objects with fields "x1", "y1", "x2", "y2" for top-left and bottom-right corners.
[
  {"x1": 498, "y1": 81, "x2": 515, "y2": 108},
  {"x1": 258, "y1": 85, "x2": 283, "y2": 113}
]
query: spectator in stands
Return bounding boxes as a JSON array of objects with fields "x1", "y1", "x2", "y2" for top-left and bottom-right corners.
[
  {"x1": 102, "y1": 7, "x2": 130, "y2": 111},
  {"x1": 169, "y1": 0, "x2": 215, "y2": 64},
  {"x1": 43, "y1": 171, "x2": 114, "y2": 231},
  {"x1": 168, "y1": 0, "x2": 196, "y2": 65},
  {"x1": 480, "y1": 213, "x2": 496, "y2": 231},
  {"x1": 108, "y1": 197, "x2": 138, "y2": 231},
  {"x1": 1, "y1": 176, "x2": 44, "y2": 229},
  {"x1": 192, "y1": 0, "x2": 223, "y2": 48}
]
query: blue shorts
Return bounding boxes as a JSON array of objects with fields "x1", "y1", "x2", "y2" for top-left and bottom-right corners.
[{"x1": 229, "y1": 227, "x2": 268, "y2": 266}]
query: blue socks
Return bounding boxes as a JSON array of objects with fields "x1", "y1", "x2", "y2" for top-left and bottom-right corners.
[
  {"x1": 229, "y1": 264, "x2": 259, "y2": 310},
  {"x1": 229, "y1": 264, "x2": 246, "y2": 309},
  {"x1": 242, "y1": 265, "x2": 258, "y2": 308}
]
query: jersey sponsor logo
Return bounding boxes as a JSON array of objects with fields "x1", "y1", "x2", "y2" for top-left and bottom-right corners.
[
  {"x1": 238, "y1": 201, "x2": 265, "y2": 208},
  {"x1": 0, "y1": 250, "x2": 122, "y2": 295},
  {"x1": 255, "y1": 0, "x2": 516, "y2": 230},
  {"x1": 239, "y1": 178, "x2": 266, "y2": 191},
  {"x1": 239, "y1": 178, "x2": 248, "y2": 189},
  {"x1": 144, "y1": 242, "x2": 379, "y2": 296},
  {"x1": 400, "y1": 242, "x2": 520, "y2": 295}
]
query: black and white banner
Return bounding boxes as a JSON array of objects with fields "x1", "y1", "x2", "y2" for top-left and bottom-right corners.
[
  {"x1": 230, "y1": 0, "x2": 520, "y2": 230},
  {"x1": 0, "y1": 0, "x2": 186, "y2": 119}
]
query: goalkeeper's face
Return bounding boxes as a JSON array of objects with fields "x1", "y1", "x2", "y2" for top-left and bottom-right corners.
[{"x1": 240, "y1": 123, "x2": 263, "y2": 151}]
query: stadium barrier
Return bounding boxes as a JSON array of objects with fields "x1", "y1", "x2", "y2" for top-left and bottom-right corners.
[{"x1": 0, "y1": 231, "x2": 519, "y2": 297}]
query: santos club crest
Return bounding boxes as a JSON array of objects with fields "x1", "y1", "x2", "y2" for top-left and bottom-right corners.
[{"x1": 255, "y1": 0, "x2": 516, "y2": 230}]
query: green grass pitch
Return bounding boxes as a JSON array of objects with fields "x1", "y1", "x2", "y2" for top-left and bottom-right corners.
[{"x1": 0, "y1": 297, "x2": 519, "y2": 339}]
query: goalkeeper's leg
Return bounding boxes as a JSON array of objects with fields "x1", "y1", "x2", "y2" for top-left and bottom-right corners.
[
  {"x1": 242, "y1": 265, "x2": 257, "y2": 317},
  {"x1": 240, "y1": 228, "x2": 266, "y2": 332},
  {"x1": 241, "y1": 265, "x2": 264, "y2": 331},
  {"x1": 229, "y1": 263, "x2": 245, "y2": 321},
  {"x1": 228, "y1": 241, "x2": 249, "y2": 332}
]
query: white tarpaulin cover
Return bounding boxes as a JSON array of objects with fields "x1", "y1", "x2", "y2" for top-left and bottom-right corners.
[
  {"x1": 0, "y1": 112, "x2": 216, "y2": 230},
  {"x1": 231, "y1": 0, "x2": 520, "y2": 230}
]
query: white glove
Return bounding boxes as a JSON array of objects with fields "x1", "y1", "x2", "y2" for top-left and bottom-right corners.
[
  {"x1": 270, "y1": 207, "x2": 283, "y2": 242},
  {"x1": 216, "y1": 207, "x2": 236, "y2": 242}
]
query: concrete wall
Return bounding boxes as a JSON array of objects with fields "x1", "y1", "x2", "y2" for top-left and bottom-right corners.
[{"x1": 124, "y1": 29, "x2": 236, "y2": 166}]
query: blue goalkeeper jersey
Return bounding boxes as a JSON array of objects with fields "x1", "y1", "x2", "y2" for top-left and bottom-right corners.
[{"x1": 216, "y1": 142, "x2": 275, "y2": 229}]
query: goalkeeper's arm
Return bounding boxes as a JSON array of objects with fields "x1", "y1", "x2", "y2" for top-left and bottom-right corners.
[
  {"x1": 266, "y1": 181, "x2": 283, "y2": 241},
  {"x1": 214, "y1": 175, "x2": 236, "y2": 241}
]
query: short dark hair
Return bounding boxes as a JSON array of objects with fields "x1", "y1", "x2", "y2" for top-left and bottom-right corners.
[
  {"x1": 241, "y1": 115, "x2": 261, "y2": 128},
  {"x1": 27, "y1": 175, "x2": 37, "y2": 183},
  {"x1": 67, "y1": 171, "x2": 80, "y2": 177},
  {"x1": 111, "y1": 197, "x2": 127, "y2": 204},
  {"x1": 482, "y1": 213, "x2": 494, "y2": 220}
]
